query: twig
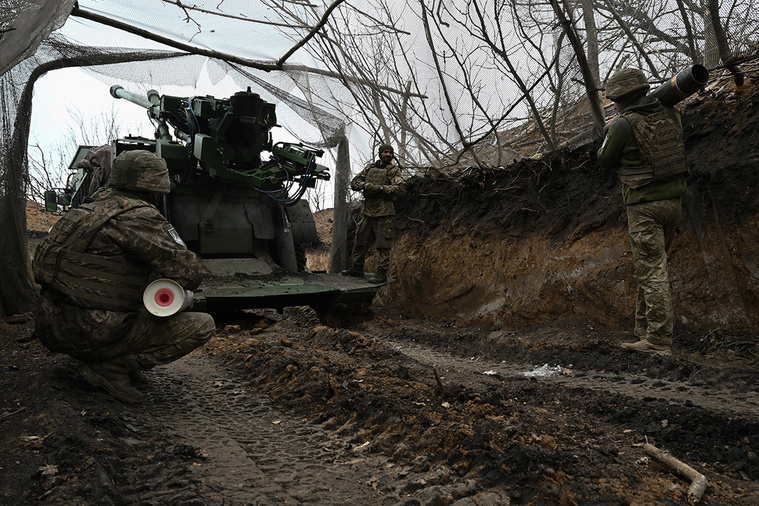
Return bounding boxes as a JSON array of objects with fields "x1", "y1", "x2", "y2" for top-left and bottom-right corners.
[
  {"x1": 407, "y1": 217, "x2": 425, "y2": 224},
  {"x1": 644, "y1": 443, "x2": 708, "y2": 504},
  {"x1": 0, "y1": 407, "x2": 26, "y2": 420},
  {"x1": 434, "y1": 199, "x2": 450, "y2": 217}
]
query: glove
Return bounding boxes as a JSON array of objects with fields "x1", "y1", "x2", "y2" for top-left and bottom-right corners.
[{"x1": 364, "y1": 183, "x2": 381, "y2": 194}]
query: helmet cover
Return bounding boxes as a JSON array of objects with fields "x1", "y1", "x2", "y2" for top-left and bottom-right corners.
[
  {"x1": 110, "y1": 150, "x2": 170, "y2": 194},
  {"x1": 606, "y1": 68, "x2": 650, "y2": 102}
]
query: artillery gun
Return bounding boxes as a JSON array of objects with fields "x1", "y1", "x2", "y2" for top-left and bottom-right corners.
[{"x1": 44, "y1": 85, "x2": 382, "y2": 326}]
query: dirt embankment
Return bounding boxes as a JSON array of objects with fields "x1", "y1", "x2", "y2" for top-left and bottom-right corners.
[{"x1": 382, "y1": 70, "x2": 759, "y2": 342}]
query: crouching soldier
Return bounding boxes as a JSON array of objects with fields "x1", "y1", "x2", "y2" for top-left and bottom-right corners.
[{"x1": 33, "y1": 149, "x2": 215, "y2": 403}]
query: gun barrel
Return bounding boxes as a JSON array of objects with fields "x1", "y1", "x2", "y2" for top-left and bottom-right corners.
[
  {"x1": 110, "y1": 85, "x2": 157, "y2": 110},
  {"x1": 651, "y1": 65, "x2": 709, "y2": 107}
]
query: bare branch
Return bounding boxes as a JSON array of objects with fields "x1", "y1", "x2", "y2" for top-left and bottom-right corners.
[
  {"x1": 159, "y1": 0, "x2": 297, "y2": 27},
  {"x1": 69, "y1": 5, "x2": 421, "y2": 99},
  {"x1": 277, "y1": 0, "x2": 347, "y2": 66}
]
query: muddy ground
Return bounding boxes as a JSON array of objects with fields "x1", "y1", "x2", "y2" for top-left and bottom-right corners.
[
  {"x1": 3, "y1": 67, "x2": 759, "y2": 505},
  {"x1": 3, "y1": 306, "x2": 759, "y2": 505}
]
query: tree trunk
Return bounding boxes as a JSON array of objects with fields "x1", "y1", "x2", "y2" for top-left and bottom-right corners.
[
  {"x1": 550, "y1": 0, "x2": 605, "y2": 138},
  {"x1": 330, "y1": 135, "x2": 351, "y2": 273},
  {"x1": 701, "y1": 0, "x2": 720, "y2": 68},
  {"x1": 674, "y1": 0, "x2": 700, "y2": 63},
  {"x1": 580, "y1": 0, "x2": 600, "y2": 90},
  {"x1": 706, "y1": 0, "x2": 744, "y2": 85}
]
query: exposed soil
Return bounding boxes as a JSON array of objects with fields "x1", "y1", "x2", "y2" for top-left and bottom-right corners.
[{"x1": 3, "y1": 67, "x2": 759, "y2": 505}]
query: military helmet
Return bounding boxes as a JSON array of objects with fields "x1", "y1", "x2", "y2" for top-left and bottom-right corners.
[
  {"x1": 605, "y1": 68, "x2": 650, "y2": 102},
  {"x1": 378, "y1": 143, "x2": 394, "y2": 155},
  {"x1": 110, "y1": 150, "x2": 170, "y2": 194}
]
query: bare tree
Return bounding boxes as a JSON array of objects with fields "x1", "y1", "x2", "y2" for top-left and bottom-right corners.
[
  {"x1": 549, "y1": 0, "x2": 605, "y2": 137},
  {"x1": 705, "y1": 0, "x2": 744, "y2": 85},
  {"x1": 25, "y1": 103, "x2": 142, "y2": 204},
  {"x1": 453, "y1": 0, "x2": 560, "y2": 152},
  {"x1": 26, "y1": 141, "x2": 68, "y2": 204}
]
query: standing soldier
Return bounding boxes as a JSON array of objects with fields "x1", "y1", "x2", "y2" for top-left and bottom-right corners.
[
  {"x1": 597, "y1": 68, "x2": 689, "y2": 356},
  {"x1": 342, "y1": 143, "x2": 404, "y2": 284},
  {"x1": 33, "y1": 149, "x2": 216, "y2": 403}
]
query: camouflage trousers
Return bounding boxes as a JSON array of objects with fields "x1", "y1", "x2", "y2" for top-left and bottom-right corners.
[
  {"x1": 36, "y1": 292, "x2": 215, "y2": 369},
  {"x1": 352, "y1": 214, "x2": 395, "y2": 272},
  {"x1": 626, "y1": 197, "x2": 682, "y2": 345}
]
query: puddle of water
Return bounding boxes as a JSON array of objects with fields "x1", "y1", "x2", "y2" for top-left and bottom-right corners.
[{"x1": 520, "y1": 364, "x2": 563, "y2": 377}]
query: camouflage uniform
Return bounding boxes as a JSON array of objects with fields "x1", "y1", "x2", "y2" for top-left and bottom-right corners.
[
  {"x1": 33, "y1": 150, "x2": 215, "y2": 403},
  {"x1": 347, "y1": 149, "x2": 404, "y2": 281},
  {"x1": 598, "y1": 71, "x2": 687, "y2": 351},
  {"x1": 626, "y1": 198, "x2": 682, "y2": 344}
]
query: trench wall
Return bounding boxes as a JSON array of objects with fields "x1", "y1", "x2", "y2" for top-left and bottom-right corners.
[{"x1": 379, "y1": 75, "x2": 759, "y2": 335}]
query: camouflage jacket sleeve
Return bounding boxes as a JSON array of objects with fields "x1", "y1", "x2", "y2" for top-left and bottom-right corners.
[
  {"x1": 597, "y1": 116, "x2": 633, "y2": 172},
  {"x1": 385, "y1": 165, "x2": 405, "y2": 196},
  {"x1": 91, "y1": 205, "x2": 203, "y2": 290}
]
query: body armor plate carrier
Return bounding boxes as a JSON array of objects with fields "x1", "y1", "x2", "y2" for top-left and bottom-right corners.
[
  {"x1": 33, "y1": 196, "x2": 153, "y2": 311},
  {"x1": 619, "y1": 108, "x2": 688, "y2": 189},
  {"x1": 362, "y1": 166, "x2": 396, "y2": 217},
  {"x1": 365, "y1": 167, "x2": 389, "y2": 186}
]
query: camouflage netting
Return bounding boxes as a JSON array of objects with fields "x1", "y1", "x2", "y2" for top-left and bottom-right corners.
[
  {"x1": 0, "y1": 3, "x2": 356, "y2": 314},
  {"x1": 2, "y1": 0, "x2": 759, "y2": 315}
]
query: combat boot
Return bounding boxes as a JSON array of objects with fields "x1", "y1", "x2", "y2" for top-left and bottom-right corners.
[
  {"x1": 128, "y1": 370, "x2": 150, "y2": 390},
  {"x1": 621, "y1": 339, "x2": 671, "y2": 356},
  {"x1": 124, "y1": 355, "x2": 150, "y2": 390},
  {"x1": 341, "y1": 264, "x2": 364, "y2": 277},
  {"x1": 368, "y1": 267, "x2": 387, "y2": 284},
  {"x1": 77, "y1": 358, "x2": 144, "y2": 404}
]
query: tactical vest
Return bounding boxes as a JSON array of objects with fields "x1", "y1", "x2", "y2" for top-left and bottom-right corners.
[
  {"x1": 618, "y1": 108, "x2": 688, "y2": 189},
  {"x1": 33, "y1": 196, "x2": 153, "y2": 311},
  {"x1": 365, "y1": 167, "x2": 388, "y2": 185},
  {"x1": 362, "y1": 164, "x2": 398, "y2": 217}
]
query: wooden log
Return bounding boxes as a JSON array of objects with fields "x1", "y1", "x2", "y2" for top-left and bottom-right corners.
[{"x1": 644, "y1": 443, "x2": 708, "y2": 504}]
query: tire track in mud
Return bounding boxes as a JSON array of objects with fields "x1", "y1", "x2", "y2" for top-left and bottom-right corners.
[
  {"x1": 130, "y1": 354, "x2": 385, "y2": 505},
  {"x1": 385, "y1": 339, "x2": 759, "y2": 418}
]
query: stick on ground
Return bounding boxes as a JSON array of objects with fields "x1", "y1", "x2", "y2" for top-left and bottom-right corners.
[{"x1": 644, "y1": 443, "x2": 708, "y2": 504}]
